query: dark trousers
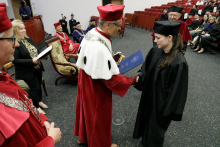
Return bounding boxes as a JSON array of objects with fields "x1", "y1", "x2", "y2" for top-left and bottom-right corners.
[
  {"x1": 199, "y1": 36, "x2": 213, "y2": 48},
  {"x1": 24, "y1": 69, "x2": 42, "y2": 108}
]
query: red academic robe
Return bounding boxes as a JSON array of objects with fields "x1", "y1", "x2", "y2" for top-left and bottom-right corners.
[
  {"x1": 53, "y1": 32, "x2": 80, "y2": 54},
  {"x1": 0, "y1": 72, "x2": 54, "y2": 147},
  {"x1": 151, "y1": 21, "x2": 192, "y2": 42},
  {"x1": 186, "y1": 18, "x2": 194, "y2": 26},
  {"x1": 74, "y1": 69, "x2": 133, "y2": 147}
]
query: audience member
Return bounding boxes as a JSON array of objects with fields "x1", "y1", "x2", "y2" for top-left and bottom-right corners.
[
  {"x1": 196, "y1": 0, "x2": 204, "y2": 5},
  {"x1": 72, "y1": 22, "x2": 86, "y2": 43},
  {"x1": 190, "y1": 14, "x2": 209, "y2": 45},
  {"x1": 59, "y1": 16, "x2": 69, "y2": 35},
  {"x1": 190, "y1": 5, "x2": 198, "y2": 16},
  {"x1": 86, "y1": 19, "x2": 97, "y2": 32},
  {"x1": 19, "y1": 0, "x2": 31, "y2": 21},
  {"x1": 159, "y1": 8, "x2": 168, "y2": 21},
  {"x1": 193, "y1": 16, "x2": 218, "y2": 53},
  {"x1": 193, "y1": 17, "x2": 220, "y2": 53},
  {"x1": 212, "y1": 0, "x2": 218, "y2": 6},
  {"x1": 189, "y1": 14, "x2": 201, "y2": 30},
  {"x1": 205, "y1": 11, "x2": 212, "y2": 17},
  {"x1": 133, "y1": 20, "x2": 188, "y2": 147},
  {"x1": 69, "y1": 14, "x2": 76, "y2": 35},
  {"x1": 186, "y1": 13, "x2": 194, "y2": 25},
  {"x1": 203, "y1": 0, "x2": 208, "y2": 5},
  {"x1": 185, "y1": 0, "x2": 192, "y2": 5},
  {"x1": 53, "y1": 22, "x2": 79, "y2": 54},
  {"x1": 74, "y1": 4, "x2": 137, "y2": 147},
  {"x1": 202, "y1": 1, "x2": 214, "y2": 16},
  {"x1": 214, "y1": 10, "x2": 220, "y2": 19},
  {"x1": 0, "y1": 3, "x2": 61, "y2": 147},
  {"x1": 12, "y1": 19, "x2": 48, "y2": 114}
]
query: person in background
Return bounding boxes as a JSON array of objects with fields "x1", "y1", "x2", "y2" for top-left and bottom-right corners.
[
  {"x1": 186, "y1": 13, "x2": 195, "y2": 25},
  {"x1": 0, "y1": 3, "x2": 61, "y2": 147},
  {"x1": 196, "y1": 0, "x2": 204, "y2": 5},
  {"x1": 69, "y1": 14, "x2": 76, "y2": 35},
  {"x1": 201, "y1": 1, "x2": 214, "y2": 16},
  {"x1": 86, "y1": 19, "x2": 97, "y2": 32},
  {"x1": 159, "y1": 8, "x2": 168, "y2": 21},
  {"x1": 12, "y1": 19, "x2": 48, "y2": 115},
  {"x1": 72, "y1": 22, "x2": 86, "y2": 43},
  {"x1": 189, "y1": 13, "x2": 201, "y2": 30},
  {"x1": 59, "y1": 16, "x2": 69, "y2": 35},
  {"x1": 205, "y1": 11, "x2": 212, "y2": 17},
  {"x1": 19, "y1": 0, "x2": 31, "y2": 21},
  {"x1": 190, "y1": 5, "x2": 198, "y2": 16},
  {"x1": 193, "y1": 17, "x2": 220, "y2": 53},
  {"x1": 214, "y1": 10, "x2": 220, "y2": 19},
  {"x1": 185, "y1": 0, "x2": 192, "y2": 5},
  {"x1": 53, "y1": 22, "x2": 79, "y2": 54},
  {"x1": 133, "y1": 20, "x2": 188, "y2": 147}
]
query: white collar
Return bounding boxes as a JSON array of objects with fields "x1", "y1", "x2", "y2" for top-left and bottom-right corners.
[{"x1": 0, "y1": 71, "x2": 3, "y2": 75}]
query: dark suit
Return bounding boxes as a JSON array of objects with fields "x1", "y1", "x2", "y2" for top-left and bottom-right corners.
[
  {"x1": 69, "y1": 19, "x2": 76, "y2": 34},
  {"x1": 13, "y1": 37, "x2": 44, "y2": 108},
  {"x1": 59, "y1": 19, "x2": 69, "y2": 35}
]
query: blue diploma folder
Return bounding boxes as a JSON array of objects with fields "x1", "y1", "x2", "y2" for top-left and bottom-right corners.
[{"x1": 118, "y1": 49, "x2": 145, "y2": 74}]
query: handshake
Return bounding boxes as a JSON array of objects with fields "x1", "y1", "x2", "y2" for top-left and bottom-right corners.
[{"x1": 131, "y1": 73, "x2": 140, "y2": 86}]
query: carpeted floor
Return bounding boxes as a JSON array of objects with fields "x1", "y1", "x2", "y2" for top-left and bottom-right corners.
[{"x1": 34, "y1": 26, "x2": 220, "y2": 147}]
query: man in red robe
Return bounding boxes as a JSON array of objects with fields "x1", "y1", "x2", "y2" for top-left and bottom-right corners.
[
  {"x1": 186, "y1": 13, "x2": 194, "y2": 25},
  {"x1": 0, "y1": 3, "x2": 61, "y2": 147},
  {"x1": 53, "y1": 22, "x2": 80, "y2": 54},
  {"x1": 151, "y1": 5, "x2": 192, "y2": 53},
  {"x1": 74, "y1": 4, "x2": 137, "y2": 147}
]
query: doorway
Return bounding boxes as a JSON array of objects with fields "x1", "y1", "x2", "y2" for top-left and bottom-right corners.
[
  {"x1": 111, "y1": 0, "x2": 123, "y2": 5},
  {"x1": 10, "y1": 0, "x2": 33, "y2": 20}
]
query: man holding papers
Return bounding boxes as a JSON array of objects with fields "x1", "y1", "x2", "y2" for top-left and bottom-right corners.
[
  {"x1": 74, "y1": 4, "x2": 137, "y2": 147},
  {"x1": 133, "y1": 21, "x2": 188, "y2": 147}
]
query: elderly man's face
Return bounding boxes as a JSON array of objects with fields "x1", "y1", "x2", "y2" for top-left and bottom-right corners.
[
  {"x1": 195, "y1": 15, "x2": 199, "y2": 19},
  {"x1": 168, "y1": 12, "x2": 181, "y2": 21},
  {"x1": 76, "y1": 24, "x2": 81, "y2": 30},
  {"x1": 56, "y1": 25, "x2": 62, "y2": 32},
  {"x1": 107, "y1": 18, "x2": 122, "y2": 37},
  {"x1": 0, "y1": 28, "x2": 19, "y2": 68}
]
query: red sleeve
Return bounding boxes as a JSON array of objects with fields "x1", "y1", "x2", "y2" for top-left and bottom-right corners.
[
  {"x1": 40, "y1": 113, "x2": 50, "y2": 122},
  {"x1": 102, "y1": 74, "x2": 133, "y2": 97},
  {"x1": 180, "y1": 21, "x2": 192, "y2": 41},
  {"x1": 35, "y1": 136, "x2": 54, "y2": 147}
]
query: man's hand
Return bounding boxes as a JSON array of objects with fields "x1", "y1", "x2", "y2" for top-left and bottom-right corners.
[
  {"x1": 69, "y1": 44, "x2": 73, "y2": 51},
  {"x1": 48, "y1": 122, "x2": 61, "y2": 145},
  {"x1": 32, "y1": 57, "x2": 43, "y2": 64},
  {"x1": 62, "y1": 23, "x2": 65, "y2": 25},
  {"x1": 131, "y1": 73, "x2": 140, "y2": 86}
]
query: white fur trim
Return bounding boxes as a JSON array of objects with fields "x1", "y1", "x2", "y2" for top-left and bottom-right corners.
[{"x1": 76, "y1": 28, "x2": 119, "y2": 80}]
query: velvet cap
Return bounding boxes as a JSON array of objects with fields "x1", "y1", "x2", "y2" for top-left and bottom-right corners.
[
  {"x1": 168, "y1": 5, "x2": 183, "y2": 13},
  {"x1": 54, "y1": 22, "x2": 61, "y2": 28},
  {"x1": 71, "y1": 13, "x2": 74, "y2": 16},
  {"x1": 90, "y1": 19, "x2": 95, "y2": 22},
  {"x1": 154, "y1": 20, "x2": 181, "y2": 36},
  {"x1": 97, "y1": 4, "x2": 125, "y2": 21},
  {"x1": 73, "y1": 21, "x2": 80, "y2": 26},
  {"x1": 0, "y1": 3, "x2": 12, "y2": 33}
]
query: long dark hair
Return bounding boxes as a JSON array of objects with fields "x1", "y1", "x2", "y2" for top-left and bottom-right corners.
[{"x1": 159, "y1": 33, "x2": 183, "y2": 68}]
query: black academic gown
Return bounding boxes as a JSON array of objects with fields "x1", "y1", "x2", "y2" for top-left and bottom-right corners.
[
  {"x1": 188, "y1": 19, "x2": 201, "y2": 30},
  {"x1": 59, "y1": 19, "x2": 69, "y2": 35},
  {"x1": 159, "y1": 13, "x2": 168, "y2": 21},
  {"x1": 189, "y1": 9, "x2": 197, "y2": 16},
  {"x1": 133, "y1": 46, "x2": 188, "y2": 147},
  {"x1": 69, "y1": 19, "x2": 76, "y2": 34},
  {"x1": 202, "y1": 5, "x2": 214, "y2": 15}
]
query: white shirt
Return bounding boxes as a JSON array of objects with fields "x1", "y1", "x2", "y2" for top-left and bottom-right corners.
[
  {"x1": 185, "y1": 2, "x2": 192, "y2": 5},
  {"x1": 196, "y1": 1, "x2": 204, "y2": 5}
]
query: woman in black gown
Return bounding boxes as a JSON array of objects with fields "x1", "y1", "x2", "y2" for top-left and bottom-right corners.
[{"x1": 133, "y1": 20, "x2": 189, "y2": 147}]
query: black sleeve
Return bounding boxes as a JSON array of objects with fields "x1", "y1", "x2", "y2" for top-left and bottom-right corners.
[{"x1": 13, "y1": 46, "x2": 34, "y2": 67}]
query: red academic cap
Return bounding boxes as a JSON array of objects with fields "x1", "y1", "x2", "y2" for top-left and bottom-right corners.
[
  {"x1": 54, "y1": 22, "x2": 61, "y2": 28},
  {"x1": 97, "y1": 4, "x2": 125, "y2": 21},
  {"x1": 0, "y1": 3, "x2": 12, "y2": 33}
]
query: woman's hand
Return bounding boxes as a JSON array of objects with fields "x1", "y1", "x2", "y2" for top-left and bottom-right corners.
[
  {"x1": 32, "y1": 57, "x2": 43, "y2": 64},
  {"x1": 44, "y1": 121, "x2": 51, "y2": 133}
]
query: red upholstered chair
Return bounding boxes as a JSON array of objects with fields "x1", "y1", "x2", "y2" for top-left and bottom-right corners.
[
  {"x1": 154, "y1": 12, "x2": 161, "y2": 20},
  {"x1": 211, "y1": 12, "x2": 215, "y2": 15},
  {"x1": 185, "y1": 7, "x2": 192, "y2": 13},
  {"x1": 145, "y1": 8, "x2": 150, "y2": 11},
  {"x1": 151, "y1": 12, "x2": 156, "y2": 16},
  {"x1": 199, "y1": 5, "x2": 207, "y2": 10},
  {"x1": 146, "y1": 11, "x2": 151, "y2": 15},
  {"x1": 118, "y1": 17, "x2": 127, "y2": 38},
  {"x1": 155, "y1": 6, "x2": 160, "y2": 9}
]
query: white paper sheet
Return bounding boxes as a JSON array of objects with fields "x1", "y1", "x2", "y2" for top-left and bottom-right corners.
[
  {"x1": 198, "y1": 9, "x2": 202, "y2": 15},
  {"x1": 184, "y1": 13, "x2": 188, "y2": 19}
]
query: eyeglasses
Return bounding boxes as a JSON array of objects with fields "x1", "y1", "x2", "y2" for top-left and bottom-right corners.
[
  {"x1": 168, "y1": 14, "x2": 180, "y2": 18},
  {"x1": 0, "y1": 35, "x2": 16, "y2": 46},
  {"x1": 111, "y1": 23, "x2": 122, "y2": 28}
]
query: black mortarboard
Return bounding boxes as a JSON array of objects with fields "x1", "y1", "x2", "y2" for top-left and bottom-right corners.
[
  {"x1": 154, "y1": 20, "x2": 181, "y2": 36},
  {"x1": 71, "y1": 13, "x2": 74, "y2": 16},
  {"x1": 73, "y1": 21, "x2": 80, "y2": 26},
  {"x1": 90, "y1": 19, "x2": 95, "y2": 22},
  {"x1": 189, "y1": 13, "x2": 194, "y2": 16},
  {"x1": 168, "y1": 5, "x2": 183, "y2": 13}
]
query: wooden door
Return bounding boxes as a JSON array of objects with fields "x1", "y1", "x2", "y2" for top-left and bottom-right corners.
[{"x1": 111, "y1": 0, "x2": 123, "y2": 5}]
